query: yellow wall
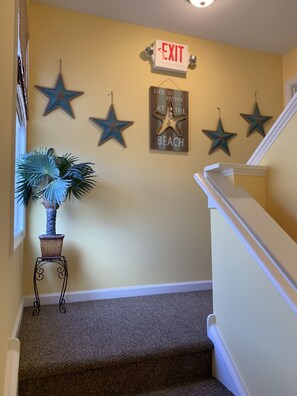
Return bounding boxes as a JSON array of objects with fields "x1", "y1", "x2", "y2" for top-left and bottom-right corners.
[
  {"x1": 259, "y1": 110, "x2": 297, "y2": 242},
  {"x1": 229, "y1": 173, "x2": 267, "y2": 209},
  {"x1": 0, "y1": 0, "x2": 24, "y2": 392},
  {"x1": 211, "y1": 210, "x2": 297, "y2": 395},
  {"x1": 24, "y1": 2, "x2": 283, "y2": 295}
]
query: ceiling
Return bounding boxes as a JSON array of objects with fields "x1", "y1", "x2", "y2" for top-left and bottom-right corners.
[{"x1": 33, "y1": 0, "x2": 297, "y2": 55}]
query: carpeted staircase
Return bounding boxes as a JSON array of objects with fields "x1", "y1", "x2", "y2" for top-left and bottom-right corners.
[{"x1": 18, "y1": 290, "x2": 233, "y2": 395}]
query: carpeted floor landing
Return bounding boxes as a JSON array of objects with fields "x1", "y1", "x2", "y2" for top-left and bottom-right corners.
[{"x1": 18, "y1": 290, "x2": 234, "y2": 395}]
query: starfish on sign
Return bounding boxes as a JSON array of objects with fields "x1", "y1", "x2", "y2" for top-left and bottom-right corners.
[
  {"x1": 240, "y1": 102, "x2": 272, "y2": 137},
  {"x1": 202, "y1": 118, "x2": 237, "y2": 156},
  {"x1": 89, "y1": 104, "x2": 134, "y2": 148},
  {"x1": 35, "y1": 73, "x2": 84, "y2": 118},
  {"x1": 153, "y1": 101, "x2": 186, "y2": 137}
]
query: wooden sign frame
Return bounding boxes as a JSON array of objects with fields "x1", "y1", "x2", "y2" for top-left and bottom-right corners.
[{"x1": 149, "y1": 86, "x2": 188, "y2": 152}]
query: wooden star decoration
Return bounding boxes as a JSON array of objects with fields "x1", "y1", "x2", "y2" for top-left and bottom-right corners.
[
  {"x1": 153, "y1": 100, "x2": 186, "y2": 137},
  {"x1": 202, "y1": 118, "x2": 237, "y2": 156},
  {"x1": 35, "y1": 73, "x2": 84, "y2": 118},
  {"x1": 240, "y1": 102, "x2": 272, "y2": 137},
  {"x1": 89, "y1": 104, "x2": 134, "y2": 147}
]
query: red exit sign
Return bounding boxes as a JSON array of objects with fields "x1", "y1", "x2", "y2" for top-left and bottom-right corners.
[{"x1": 153, "y1": 39, "x2": 189, "y2": 73}]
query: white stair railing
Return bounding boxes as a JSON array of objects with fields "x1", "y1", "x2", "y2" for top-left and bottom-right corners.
[{"x1": 195, "y1": 164, "x2": 297, "y2": 314}]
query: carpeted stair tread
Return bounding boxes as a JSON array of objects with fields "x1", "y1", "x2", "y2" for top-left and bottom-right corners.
[
  {"x1": 19, "y1": 291, "x2": 214, "y2": 381},
  {"x1": 18, "y1": 290, "x2": 234, "y2": 395},
  {"x1": 137, "y1": 378, "x2": 234, "y2": 395}
]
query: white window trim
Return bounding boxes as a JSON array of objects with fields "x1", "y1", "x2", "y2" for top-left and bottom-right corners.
[
  {"x1": 285, "y1": 76, "x2": 297, "y2": 105},
  {"x1": 14, "y1": 113, "x2": 26, "y2": 250},
  {"x1": 14, "y1": 5, "x2": 28, "y2": 251},
  {"x1": 14, "y1": 229, "x2": 25, "y2": 250}
]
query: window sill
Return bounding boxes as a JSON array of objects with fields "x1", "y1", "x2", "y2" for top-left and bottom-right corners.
[{"x1": 14, "y1": 230, "x2": 25, "y2": 250}]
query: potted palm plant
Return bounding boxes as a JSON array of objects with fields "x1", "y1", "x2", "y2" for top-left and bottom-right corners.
[{"x1": 16, "y1": 147, "x2": 96, "y2": 257}]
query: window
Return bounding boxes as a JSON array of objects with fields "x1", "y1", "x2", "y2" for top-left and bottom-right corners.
[
  {"x1": 14, "y1": 0, "x2": 29, "y2": 249},
  {"x1": 285, "y1": 76, "x2": 297, "y2": 104},
  {"x1": 291, "y1": 82, "x2": 297, "y2": 98},
  {"x1": 14, "y1": 115, "x2": 26, "y2": 248}
]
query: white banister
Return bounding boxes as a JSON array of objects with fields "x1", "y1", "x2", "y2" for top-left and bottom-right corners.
[
  {"x1": 194, "y1": 167, "x2": 297, "y2": 314},
  {"x1": 247, "y1": 91, "x2": 297, "y2": 165}
]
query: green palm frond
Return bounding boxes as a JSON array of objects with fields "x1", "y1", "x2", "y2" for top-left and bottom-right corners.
[
  {"x1": 55, "y1": 153, "x2": 78, "y2": 177},
  {"x1": 41, "y1": 178, "x2": 72, "y2": 206},
  {"x1": 64, "y1": 162, "x2": 96, "y2": 200},
  {"x1": 15, "y1": 178, "x2": 33, "y2": 205},
  {"x1": 15, "y1": 147, "x2": 97, "y2": 208},
  {"x1": 16, "y1": 152, "x2": 59, "y2": 187}
]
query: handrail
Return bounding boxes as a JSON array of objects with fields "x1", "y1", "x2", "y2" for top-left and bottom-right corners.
[
  {"x1": 194, "y1": 170, "x2": 297, "y2": 315},
  {"x1": 247, "y1": 91, "x2": 297, "y2": 165}
]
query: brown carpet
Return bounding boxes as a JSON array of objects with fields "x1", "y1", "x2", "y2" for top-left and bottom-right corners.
[{"x1": 18, "y1": 290, "x2": 233, "y2": 395}]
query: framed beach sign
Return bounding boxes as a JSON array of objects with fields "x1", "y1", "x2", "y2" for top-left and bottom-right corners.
[{"x1": 149, "y1": 86, "x2": 188, "y2": 152}]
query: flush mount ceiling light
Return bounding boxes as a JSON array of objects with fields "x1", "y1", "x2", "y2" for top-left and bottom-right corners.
[{"x1": 188, "y1": 0, "x2": 215, "y2": 7}]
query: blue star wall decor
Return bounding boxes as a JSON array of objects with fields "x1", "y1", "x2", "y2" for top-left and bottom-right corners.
[
  {"x1": 202, "y1": 117, "x2": 237, "y2": 156},
  {"x1": 240, "y1": 102, "x2": 272, "y2": 137},
  {"x1": 35, "y1": 73, "x2": 84, "y2": 118},
  {"x1": 89, "y1": 104, "x2": 134, "y2": 148}
]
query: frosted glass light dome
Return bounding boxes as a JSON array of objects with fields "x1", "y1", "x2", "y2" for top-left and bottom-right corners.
[{"x1": 188, "y1": 0, "x2": 215, "y2": 7}]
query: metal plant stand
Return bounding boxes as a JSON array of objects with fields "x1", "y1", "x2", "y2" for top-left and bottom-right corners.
[{"x1": 33, "y1": 256, "x2": 68, "y2": 316}]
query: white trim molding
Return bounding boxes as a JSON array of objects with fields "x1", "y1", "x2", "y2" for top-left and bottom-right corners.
[
  {"x1": 207, "y1": 314, "x2": 249, "y2": 396},
  {"x1": 247, "y1": 92, "x2": 297, "y2": 165},
  {"x1": 204, "y1": 163, "x2": 268, "y2": 177},
  {"x1": 23, "y1": 280, "x2": 212, "y2": 307},
  {"x1": 4, "y1": 338, "x2": 20, "y2": 396},
  {"x1": 12, "y1": 299, "x2": 24, "y2": 338},
  {"x1": 285, "y1": 76, "x2": 297, "y2": 105},
  {"x1": 194, "y1": 171, "x2": 297, "y2": 314},
  {"x1": 13, "y1": 230, "x2": 25, "y2": 251},
  {"x1": 4, "y1": 299, "x2": 24, "y2": 396}
]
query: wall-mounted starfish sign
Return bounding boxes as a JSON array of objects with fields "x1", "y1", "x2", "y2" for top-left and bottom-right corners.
[
  {"x1": 89, "y1": 104, "x2": 134, "y2": 147},
  {"x1": 153, "y1": 100, "x2": 186, "y2": 137},
  {"x1": 202, "y1": 117, "x2": 237, "y2": 156},
  {"x1": 240, "y1": 102, "x2": 272, "y2": 137},
  {"x1": 35, "y1": 73, "x2": 84, "y2": 118}
]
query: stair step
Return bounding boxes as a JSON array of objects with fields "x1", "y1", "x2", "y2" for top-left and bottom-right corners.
[
  {"x1": 139, "y1": 378, "x2": 234, "y2": 395},
  {"x1": 18, "y1": 291, "x2": 232, "y2": 395}
]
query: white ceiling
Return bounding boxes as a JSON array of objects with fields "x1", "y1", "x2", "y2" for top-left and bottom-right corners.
[{"x1": 33, "y1": 0, "x2": 297, "y2": 55}]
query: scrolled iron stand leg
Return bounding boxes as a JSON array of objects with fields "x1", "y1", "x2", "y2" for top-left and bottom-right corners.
[
  {"x1": 33, "y1": 257, "x2": 44, "y2": 316},
  {"x1": 32, "y1": 256, "x2": 68, "y2": 315},
  {"x1": 57, "y1": 256, "x2": 68, "y2": 313}
]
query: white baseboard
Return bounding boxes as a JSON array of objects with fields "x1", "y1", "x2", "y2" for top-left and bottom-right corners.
[
  {"x1": 4, "y1": 338, "x2": 20, "y2": 396},
  {"x1": 23, "y1": 280, "x2": 212, "y2": 307},
  {"x1": 12, "y1": 298, "x2": 24, "y2": 338},
  {"x1": 207, "y1": 314, "x2": 249, "y2": 396},
  {"x1": 4, "y1": 299, "x2": 24, "y2": 396}
]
